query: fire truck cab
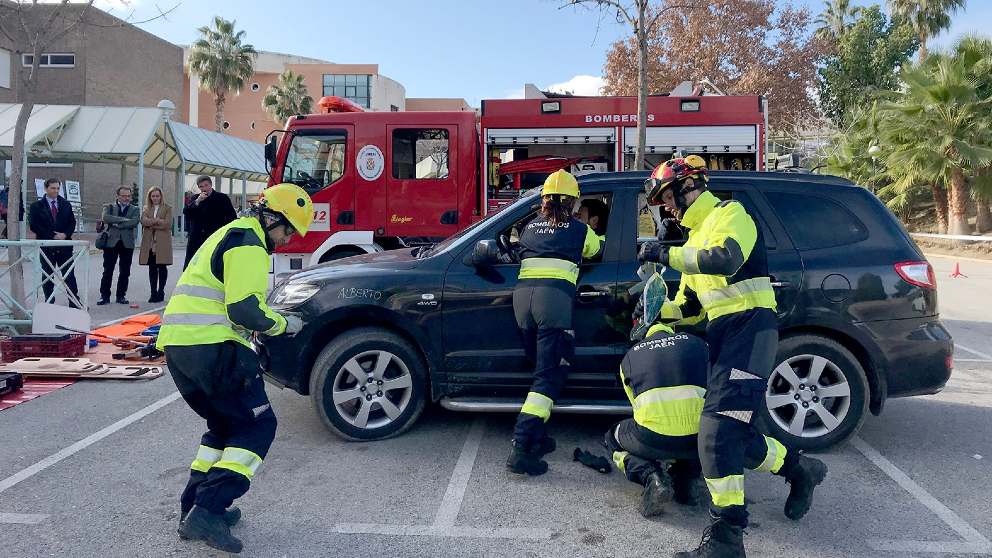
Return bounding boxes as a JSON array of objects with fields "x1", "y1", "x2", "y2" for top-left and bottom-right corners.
[{"x1": 266, "y1": 91, "x2": 766, "y2": 275}]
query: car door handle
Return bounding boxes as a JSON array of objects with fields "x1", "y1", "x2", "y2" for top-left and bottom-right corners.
[
  {"x1": 577, "y1": 290, "x2": 608, "y2": 299},
  {"x1": 771, "y1": 281, "x2": 792, "y2": 288}
]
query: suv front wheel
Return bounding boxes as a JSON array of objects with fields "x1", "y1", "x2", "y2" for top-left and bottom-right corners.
[
  {"x1": 310, "y1": 327, "x2": 428, "y2": 441},
  {"x1": 758, "y1": 334, "x2": 869, "y2": 451}
]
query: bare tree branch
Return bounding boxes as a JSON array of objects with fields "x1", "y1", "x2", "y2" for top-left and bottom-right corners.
[
  {"x1": 84, "y1": 2, "x2": 181, "y2": 28},
  {"x1": 564, "y1": 0, "x2": 636, "y2": 28}
]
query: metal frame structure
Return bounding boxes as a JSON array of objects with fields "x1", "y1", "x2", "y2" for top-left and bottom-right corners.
[{"x1": 0, "y1": 239, "x2": 89, "y2": 331}]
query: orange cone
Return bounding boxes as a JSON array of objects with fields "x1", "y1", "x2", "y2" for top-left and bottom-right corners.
[{"x1": 950, "y1": 263, "x2": 967, "y2": 278}]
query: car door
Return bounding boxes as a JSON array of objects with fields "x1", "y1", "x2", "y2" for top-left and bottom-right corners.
[
  {"x1": 385, "y1": 125, "x2": 460, "y2": 239},
  {"x1": 441, "y1": 190, "x2": 624, "y2": 392}
]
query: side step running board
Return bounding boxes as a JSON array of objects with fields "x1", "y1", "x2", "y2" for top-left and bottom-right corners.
[{"x1": 439, "y1": 397, "x2": 631, "y2": 415}]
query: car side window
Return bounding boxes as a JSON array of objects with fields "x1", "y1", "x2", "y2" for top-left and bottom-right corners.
[
  {"x1": 764, "y1": 191, "x2": 867, "y2": 249},
  {"x1": 502, "y1": 193, "x2": 613, "y2": 263}
]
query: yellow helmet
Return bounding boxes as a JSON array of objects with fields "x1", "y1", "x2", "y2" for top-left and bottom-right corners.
[
  {"x1": 259, "y1": 183, "x2": 313, "y2": 237},
  {"x1": 541, "y1": 170, "x2": 580, "y2": 198}
]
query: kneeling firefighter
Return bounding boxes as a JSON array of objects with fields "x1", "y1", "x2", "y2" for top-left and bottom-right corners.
[
  {"x1": 507, "y1": 170, "x2": 603, "y2": 475},
  {"x1": 638, "y1": 157, "x2": 828, "y2": 558},
  {"x1": 606, "y1": 267, "x2": 827, "y2": 527},
  {"x1": 157, "y1": 183, "x2": 312, "y2": 554}
]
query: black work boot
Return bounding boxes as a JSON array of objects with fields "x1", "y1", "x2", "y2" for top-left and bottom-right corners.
[
  {"x1": 640, "y1": 469, "x2": 674, "y2": 517},
  {"x1": 673, "y1": 515, "x2": 746, "y2": 558},
  {"x1": 506, "y1": 441, "x2": 549, "y2": 476},
  {"x1": 180, "y1": 506, "x2": 241, "y2": 532},
  {"x1": 534, "y1": 436, "x2": 556, "y2": 457},
  {"x1": 177, "y1": 505, "x2": 244, "y2": 553},
  {"x1": 780, "y1": 454, "x2": 828, "y2": 520},
  {"x1": 669, "y1": 465, "x2": 701, "y2": 506}
]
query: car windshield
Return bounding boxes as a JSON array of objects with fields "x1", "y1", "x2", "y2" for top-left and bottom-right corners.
[{"x1": 430, "y1": 190, "x2": 540, "y2": 256}]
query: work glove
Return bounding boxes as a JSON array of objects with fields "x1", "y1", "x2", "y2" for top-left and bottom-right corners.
[
  {"x1": 282, "y1": 314, "x2": 303, "y2": 335},
  {"x1": 573, "y1": 447, "x2": 612, "y2": 474},
  {"x1": 658, "y1": 217, "x2": 685, "y2": 242},
  {"x1": 637, "y1": 241, "x2": 670, "y2": 265}
]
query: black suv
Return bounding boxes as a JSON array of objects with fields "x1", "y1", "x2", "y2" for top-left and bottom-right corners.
[{"x1": 260, "y1": 171, "x2": 953, "y2": 450}]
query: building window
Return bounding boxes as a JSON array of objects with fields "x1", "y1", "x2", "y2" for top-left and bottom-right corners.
[
  {"x1": 250, "y1": 121, "x2": 256, "y2": 130},
  {"x1": 321, "y1": 74, "x2": 371, "y2": 108},
  {"x1": 392, "y1": 129, "x2": 449, "y2": 180},
  {"x1": 222, "y1": 121, "x2": 230, "y2": 130},
  {"x1": 0, "y1": 48, "x2": 10, "y2": 88},
  {"x1": 22, "y1": 53, "x2": 75, "y2": 68},
  {"x1": 250, "y1": 82, "x2": 260, "y2": 92}
]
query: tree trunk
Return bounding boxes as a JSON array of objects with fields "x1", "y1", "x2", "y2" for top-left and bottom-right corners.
[
  {"x1": 976, "y1": 198, "x2": 992, "y2": 234},
  {"x1": 919, "y1": 34, "x2": 928, "y2": 62},
  {"x1": 214, "y1": 92, "x2": 225, "y2": 133},
  {"x1": 7, "y1": 100, "x2": 32, "y2": 322},
  {"x1": 948, "y1": 168, "x2": 972, "y2": 235},
  {"x1": 634, "y1": 0, "x2": 648, "y2": 172},
  {"x1": 930, "y1": 183, "x2": 948, "y2": 234}
]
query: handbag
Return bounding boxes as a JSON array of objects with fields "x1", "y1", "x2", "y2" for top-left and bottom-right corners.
[{"x1": 95, "y1": 230, "x2": 109, "y2": 250}]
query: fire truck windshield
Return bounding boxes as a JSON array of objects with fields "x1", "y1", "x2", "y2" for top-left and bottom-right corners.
[{"x1": 281, "y1": 132, "x2": 347, "y2": 193}]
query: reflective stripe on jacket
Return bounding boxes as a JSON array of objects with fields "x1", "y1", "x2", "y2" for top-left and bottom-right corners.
[
  {"x1": 516, "y1": 215, "x2": 601, "y2": 285},
  {"x1": 667, "y1": 191, "x2": 776, "y2": 322},
  {"x1": 157, "y1": 217, "x2": 286, "y2": 349}
]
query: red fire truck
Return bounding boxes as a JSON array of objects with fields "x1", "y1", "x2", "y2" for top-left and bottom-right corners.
[{"x1": 264, "y1": 93, "x2": 767, "y2": 275}]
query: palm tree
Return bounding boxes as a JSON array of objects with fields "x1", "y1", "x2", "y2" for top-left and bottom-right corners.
[
  {"x1": 879, "y1": 53, "x2": 992, "y2": 235},
  {"x1": 887, "y1": 0, "x2": 966, "y2": 60},
  {"x1": 814, "y1": 0, "x2": 863, "y2": 41},
  {"x1": 262, "y1": 70, "x2": 314, "y2": 126},
  {"x1": 187, "y1": 16, "x2": 257, "y2": 133},
  {"x1": 955, "y1": 35, "x2": 992, "y2": 231}
]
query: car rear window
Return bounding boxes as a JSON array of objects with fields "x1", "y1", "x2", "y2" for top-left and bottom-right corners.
[{"x1": 764, "y1": 191, "x2": 868, "y2": 249}]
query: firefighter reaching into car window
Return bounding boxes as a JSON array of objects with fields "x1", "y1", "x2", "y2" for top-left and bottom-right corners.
[
  {"x1": 507, "y1": 170, "x2": 603, "y2": 476},
  {"x1": 638, "y1": 157, "x2": 828, "y2": 558},
  {"x1": 157, "y1": 183, "x2": 313, "y2": 554},
  {"x1": 606, "y1": 266, "x2": 827, "y2": 526}
]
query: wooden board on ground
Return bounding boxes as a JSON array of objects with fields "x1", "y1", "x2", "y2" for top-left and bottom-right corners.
[
  {"x1": 85, "y1": 341, "x2": 166, "y2": 366},
  {"x1": 0, "y1": 358, "x2": 162, "y2": 380}
]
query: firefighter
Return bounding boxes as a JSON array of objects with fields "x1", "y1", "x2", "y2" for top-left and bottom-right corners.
[
  {"x1": 638, "y1": 157, "x2": 828, "y2": 557},
  {"x1": 607, "y1": 268, "x2": 826, "y2": 524},
  {"x1": 157, "y1": 183, "x2": 312, "y2": 554},
  {"x1": 507, "y1": 170, "x2": 603, "y2": 476}
]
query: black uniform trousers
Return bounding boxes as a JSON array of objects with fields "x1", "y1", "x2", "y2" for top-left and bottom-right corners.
[
  {"x1": 511, "y1": 281, "x2": 575, "y2": 447},
  {"x1": 698, "y1": 307, "x2": 778, "y2": 526},
  {"x1": 604, "y1": 418, "x2": 701, "y2": 485},
  {"x1": 166, "y1": 342, "x2": 277, "y2": 516},
  {"x1": 100, "y1": 240, "x2": 133, "y2": 300}
]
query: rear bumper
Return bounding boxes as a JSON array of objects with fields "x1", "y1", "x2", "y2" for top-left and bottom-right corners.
[{"x1": 856, "y1": 316, "x2": 952, "y2": 399}]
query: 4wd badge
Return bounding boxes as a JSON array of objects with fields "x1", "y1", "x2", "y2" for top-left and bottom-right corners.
[{"x1": 357, "y1": 145, "x2": 384, "y2": 181}]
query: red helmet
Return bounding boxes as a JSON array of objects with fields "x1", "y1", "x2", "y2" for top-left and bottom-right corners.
[{"x1": 644, "y1": 155, "x2": 708, "y2": 206}]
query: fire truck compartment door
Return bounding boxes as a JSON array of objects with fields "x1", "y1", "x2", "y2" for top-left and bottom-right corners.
[
  {"x1": 486, "y1": 127, "x2": 615, "y2": 145},
  {"x1": 623, "y1": 125, "x2": 757, "y2": 153}
]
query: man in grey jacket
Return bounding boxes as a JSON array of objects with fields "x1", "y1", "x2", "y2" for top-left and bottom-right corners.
[{"x1": 98, "y1": 186, "x2": 140, "y2": 305}]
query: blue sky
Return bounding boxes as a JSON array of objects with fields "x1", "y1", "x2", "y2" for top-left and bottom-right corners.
[{"x1": 102, "y1": 0, "x2": 990, "y2": 106}]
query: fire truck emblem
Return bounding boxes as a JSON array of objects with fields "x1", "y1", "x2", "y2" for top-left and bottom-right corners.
[{"x1": 357, "y1": 145, "x2": 384, "y2": 181}]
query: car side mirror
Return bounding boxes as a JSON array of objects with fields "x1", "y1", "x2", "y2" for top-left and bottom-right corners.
[
  {"x1": 469, "y1": 239, "x2": 500, "y2": 267},
  {"x1": 264, "y1": 135, "x2": 278, "y2": 169}
]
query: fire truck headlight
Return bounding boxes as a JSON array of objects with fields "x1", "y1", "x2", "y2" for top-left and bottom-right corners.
[{"x1": 270, "y1": 282, "x2": 319, "y2": 307}]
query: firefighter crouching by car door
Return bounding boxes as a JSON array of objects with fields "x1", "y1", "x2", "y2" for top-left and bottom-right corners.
[
  {"x1": 638, "y1": 157, "x2": 828, "y2": 558},
  {"x1": 606, "y1": 266, "x2": 828, "y2": 528},
  {"x1": 507, "y1": 170, "x2": 603, "y2": 476},
  {"x1": 156, "y1": 183, "x2": 312, "y2": 554}
]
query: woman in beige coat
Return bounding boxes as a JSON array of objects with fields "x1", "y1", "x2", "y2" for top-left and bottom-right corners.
[{"x1": 139, "y1": 187, "x2": 173, "y2": 303}]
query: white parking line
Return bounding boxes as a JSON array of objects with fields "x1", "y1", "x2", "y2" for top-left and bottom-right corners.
[
  {"x1": 0, "y1": 391, "x2": 181, "y2": 494},
  {"x1": 851, "y1": 436, "x2": 992, "y2": 554},
  {"x1": 956, "y1": 343, "x2": 992, "y2": 361},
  {"x1": 0, "y1": 513, "x2": 49, "y2": 524},
  {"x1": 334, "y1": 418, "x2": 552, "y2": 540},
  {"x1": 955, "y1": 358, "x2": 992, "y2": 363}
]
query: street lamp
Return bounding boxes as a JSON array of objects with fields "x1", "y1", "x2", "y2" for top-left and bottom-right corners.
[{"x1": 156, "y1": 99, "x2": 176, "y2": 232}]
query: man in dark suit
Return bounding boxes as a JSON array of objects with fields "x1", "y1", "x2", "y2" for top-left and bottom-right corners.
[
  {"x1": 98, "y1": 185, "x2": 141, "y2": 305},
  {"x1": 183, "y1": 176, "x2": 237, "y2": 269},
  {"x1": 28, "y1": 178, "x2": 79, "y2": 307}
]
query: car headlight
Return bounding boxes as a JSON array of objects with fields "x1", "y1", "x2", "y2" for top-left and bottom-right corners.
[{"x1": 270, "y1": 282, "x2": 320, "y2": 306}]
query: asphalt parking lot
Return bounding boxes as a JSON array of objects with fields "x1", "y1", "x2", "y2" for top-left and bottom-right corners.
[{"x1": 1, "y1": 252, "x2": 991, "y2": 557}]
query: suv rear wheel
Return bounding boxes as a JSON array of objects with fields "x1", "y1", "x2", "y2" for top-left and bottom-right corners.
[
  {"x1": 758, "y1": 334, "x2": 869, "y2": 451},
  {"x1": 310, "y1": 327, "x2": 428, "y2": 441}
]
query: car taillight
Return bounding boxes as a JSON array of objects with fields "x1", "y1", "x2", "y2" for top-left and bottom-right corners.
[{"x1": 895, "y1": 261, "x2": 936, "y2": 289}]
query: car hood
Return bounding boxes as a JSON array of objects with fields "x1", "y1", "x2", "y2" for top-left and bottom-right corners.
[{"x1": 287, "y1": 248, "x2": 423, "y2": 284}]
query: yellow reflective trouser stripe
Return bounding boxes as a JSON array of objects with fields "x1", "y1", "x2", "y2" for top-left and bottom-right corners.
[
  {"x1": 162, "y1": 313, "x2": 232, "y2": 327},
  {"x1": 519, "y1": 391, "x2": 554, "y2": 421},
  {"x1": 755, "y1": 436, "x2": 787, "y2": 473},
  {"x1": 612, "y1": 451, "x2": 629, "y2": 474},
  {"x1": 212, "y1": 447, "x2": 263, "y2": 480},
  {"x1": 697, "y1": 277, "x2": 774, "y2": 307},
  {"x1": 172, "y1": 284, "x2": 225, "y2": 302},
  {"x1": 632, "y1": 386, "x2": 707, "y2": 410},
  {"x1": 190, "y1": 445, "x2": 223, "y2": 473},
  {"x1": 706, "y1": 475, "x2": 745, "y2": 507},
  {"x1": 518, "y1": 257, "x2": 579, "y2": 284}
]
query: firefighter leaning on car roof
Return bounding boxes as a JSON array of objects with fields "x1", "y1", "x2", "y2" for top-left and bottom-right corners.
[
  {"x1": 506, "y1": 170, "x2": 603, "y2": 476},
  {"x1": 156, "y1": 183, "x2": 312, "y2": 554},
  {"x1": 604, "y1": 266, "x2": 828, "y2": 546},
  {"x1": 638, "y1": 156, "x2": 828, "y2": 558}
]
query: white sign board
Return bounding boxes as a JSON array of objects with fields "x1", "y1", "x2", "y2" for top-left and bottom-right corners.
[
  {"x1": 64, "y1": 180, "x2": 83, "y2": 232},
  {"x1": 357, "y1": 145, "x2": 384, "y2": 181},
  {"x1": 34, "y1": 178, "x2": 45, "y2": 199},
  {"x1": 310, "y1": 202, "x2": 331, "y2": 232}
]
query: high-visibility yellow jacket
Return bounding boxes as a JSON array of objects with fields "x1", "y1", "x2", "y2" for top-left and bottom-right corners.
[
  {"x1": 517, "y1": 215, "x2": 602, "y2": 285},
  {"x1": 157, "y1": 217, "x2": 286, "y2": 349},
  {"x1": 661, "y1": 191, "x2": 777, "y2": 324}
]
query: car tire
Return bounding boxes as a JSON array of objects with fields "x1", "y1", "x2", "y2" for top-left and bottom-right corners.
[
  {"x1": 309, "y1": 327, "x2": 428, "y2": 441},
  {"x1": 755, "y1": 334, "x2": 869, "y2": 452}
]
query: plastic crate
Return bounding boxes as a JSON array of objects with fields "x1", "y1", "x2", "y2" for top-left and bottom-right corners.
[{"x1": 0, "y1": 334, "x2": 86, "y2": 362}]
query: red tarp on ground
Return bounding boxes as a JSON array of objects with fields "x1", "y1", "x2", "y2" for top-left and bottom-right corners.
[
  {"x1": 90, "y1": 315, "x2": 161, "y2": 343},
  {"x1": 0, "y1": 378, "x2": 75, "y2": 411}
]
